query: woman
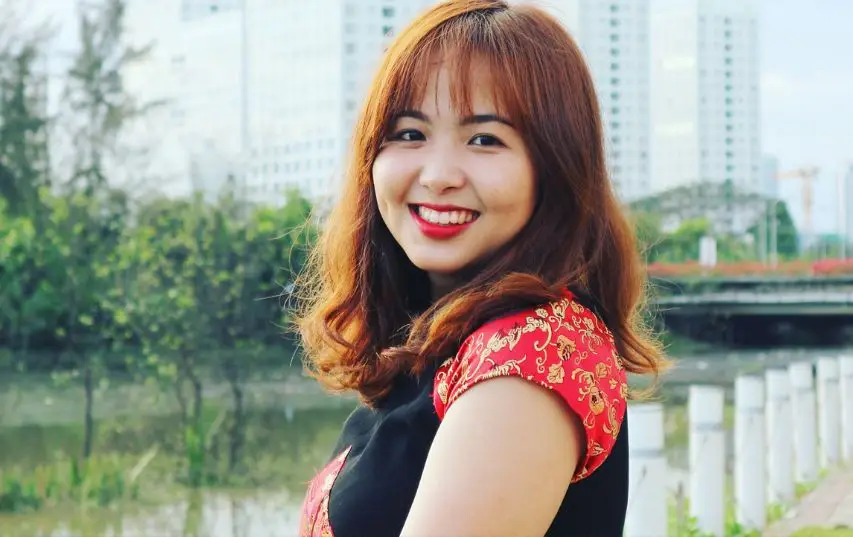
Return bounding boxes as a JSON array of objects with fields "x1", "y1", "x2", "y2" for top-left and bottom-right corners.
[{"x1": 296, "y1": 1, "x2": 667, "y2": 536}]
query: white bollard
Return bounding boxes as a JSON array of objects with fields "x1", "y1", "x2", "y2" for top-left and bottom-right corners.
[
  {"x1": 689, "y1": 385, "x2": 726, "y2": 537},
  {"x1": 841, "y1": 356, "x2": 853, "y2": 462},
  {"x1": 817, "y1": 357, "x2": 841, "y2": 468},
  {"x1": 765, "y1": 369, "x2": 795, "y2": 505},
  {"x1": 790, "y1": 361, "x2": 818, "y2": 483},
  {"x1": 625, "y1": 403, "x2": 667, "y2": 537},
  {"x1": 735, "y1": 375, "x2": 766, "y2": 531}
]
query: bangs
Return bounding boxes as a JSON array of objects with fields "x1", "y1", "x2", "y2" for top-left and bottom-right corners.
[{"x1": 382, "y1": 9, "x2": 527, "y2": 129}]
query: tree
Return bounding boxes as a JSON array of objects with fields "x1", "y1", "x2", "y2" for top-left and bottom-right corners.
[
  {"x1": 748, "y1": 201, "x2": 798, "y2": 260},
  {"x1": 200, "y1": 190, "x2": 315, "y2": 473},
  {"x1": 631, "y1": 210, "x2": 665, "y2": 263},
  {"x1": 0, "y1": 1, "x2": 53, "y2": 219},
  {"x1": 53, "y1": 0, "x2": 150, "y2": 460}
]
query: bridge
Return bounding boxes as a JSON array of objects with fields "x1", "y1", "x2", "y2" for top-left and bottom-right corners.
[
  {"x1": 651, "y1": 275, "x2": 853, "y2": 315},
  {"x1": 647, "y1": 273, "x2": 853, "y2": 346}
]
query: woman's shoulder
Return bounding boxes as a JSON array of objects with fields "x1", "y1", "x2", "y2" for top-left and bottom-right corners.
[{"x1": 432, "y1": 290, "x2": 628, "y2": 482}]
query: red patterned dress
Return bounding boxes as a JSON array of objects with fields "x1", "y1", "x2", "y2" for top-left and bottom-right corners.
[{"x1": 299, "y1": 290, "x2": 630, "y2": 537}]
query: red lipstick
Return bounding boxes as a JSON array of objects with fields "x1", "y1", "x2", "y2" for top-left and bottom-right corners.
[{"x1": 409, "y1": 204, "x2": 478, "y2": 240}]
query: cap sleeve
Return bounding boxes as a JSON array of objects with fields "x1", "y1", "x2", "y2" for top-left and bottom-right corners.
[{"x1": 432, "y1": 294, "x2": 628, "y2": 482}]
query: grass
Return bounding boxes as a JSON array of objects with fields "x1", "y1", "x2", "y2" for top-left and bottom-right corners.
[
  {"x1": 0, "y1": 453, "x2": 153, "y2": 513},
  {"x1": 791, "y1": 528, "x2": 853, "y2": 537}
]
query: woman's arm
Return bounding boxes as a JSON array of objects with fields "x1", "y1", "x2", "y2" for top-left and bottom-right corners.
[{"x1": 400, "y1": 375, "x2": 585, "y2": 537}]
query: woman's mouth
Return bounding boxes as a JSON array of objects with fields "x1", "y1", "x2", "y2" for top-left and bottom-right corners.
[{"x1": 408, "y1": 204, "x2": 479, "y2": 240}]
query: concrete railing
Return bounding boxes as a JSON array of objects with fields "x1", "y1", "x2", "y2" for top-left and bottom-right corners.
[
  {"x1": 625, "y1": 355, "x2": 853, "y2": 537},
  {"x1": 655, "y1": 290, "x2": 853, "y2": 305}
]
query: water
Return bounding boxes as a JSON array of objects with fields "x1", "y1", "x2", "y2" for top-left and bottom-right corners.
[
  {"x1": 0, "y1": 369, "x2": 355, "y2": 537},
  {"x1": 1, "y1": 346, "x2": 849, "y2": 536}
]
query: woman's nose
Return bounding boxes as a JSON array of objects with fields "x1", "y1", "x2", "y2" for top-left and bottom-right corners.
[{"x1": 418, "y1": 150, "x2": 466, "y2": 194}]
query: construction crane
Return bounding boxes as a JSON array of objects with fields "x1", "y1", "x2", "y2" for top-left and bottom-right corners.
[{"x1": 776, "y1": 166, "x2": 820, "y2": 239}]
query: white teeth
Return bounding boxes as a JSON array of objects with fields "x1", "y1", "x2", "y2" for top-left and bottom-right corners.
[{"x1": 417, "y1": 206, "x2": 477, "y2": 226}]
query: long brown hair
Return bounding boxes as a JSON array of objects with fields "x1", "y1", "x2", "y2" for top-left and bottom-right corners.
[{"x1": 296, "y1": 0, "x2": 668, "y2": 406}]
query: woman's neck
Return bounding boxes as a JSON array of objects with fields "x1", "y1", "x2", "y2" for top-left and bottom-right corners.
[{"x1": 428, "y1": 272, "x2": 460, "y2": 301}]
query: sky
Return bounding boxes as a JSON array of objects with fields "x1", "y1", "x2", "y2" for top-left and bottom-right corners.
[
  {"x1": 26, "y1": 0, "x2": 853, "y2": 233},
  {"x1": 758, "y1": 0, "x2": 853, "y2": 234}
]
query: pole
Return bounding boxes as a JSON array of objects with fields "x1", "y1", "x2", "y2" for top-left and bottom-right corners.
[
  {"x1": 625, "y1": 403, "x2": 667, "y2": 537},
  {"x1": 734, "y1": 375, "x2": 766, "y2": 531},
  {"x1": 790, "y1": 361, "x2": 818, "y2": 483},
  {"x1": 840, "y1": 168, "x2": 848, "y2": 260},
  {"x1": 765, "y1": 369, "x2": 794, "y2": 505},
  {"x1": 759, "y1": 200, "x2": 768, "y2": 264},
  {"x1": 817, "y1": 357, "x2": 841, "y2": 468},
  {"x1": 689, "y1": 385, "x2": 726, "y2": 537},
  {"x1": 770, "y1": 200, "x2": 778, "y2": 268}
]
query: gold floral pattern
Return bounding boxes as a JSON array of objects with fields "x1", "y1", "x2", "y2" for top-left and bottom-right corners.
[
  {"x1": 299, "y1": 446, "x2": 351, "y2": 537},
  {"x1": 432, "y1": 291, "x2": 628, "y2": 483}
]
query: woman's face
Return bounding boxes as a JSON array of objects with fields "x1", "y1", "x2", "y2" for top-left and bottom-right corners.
[{"x1": 372, "y1": 62, "x2": 536, "y2": 295}]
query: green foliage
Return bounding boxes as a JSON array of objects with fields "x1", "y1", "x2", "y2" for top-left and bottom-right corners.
[
  {"x1": 633, "y1": 200, "x2": 800, "y2": 265},
  {"x1": 0, "y1": 11, "x2": 52, "y2": 219},
  {"x1": 0, "y1": 0, "x2": 320, "y2": 517},
  {"x1": 0, "y1": 455, "x2": 141, "y2": 513},
  {"x1": 748, "y1": 201, "x2": 799, "y2": 259}
]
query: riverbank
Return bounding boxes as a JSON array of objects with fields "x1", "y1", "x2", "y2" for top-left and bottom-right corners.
[{"x1": 2, "y1": 347, "x2": 852, "y2": 536}]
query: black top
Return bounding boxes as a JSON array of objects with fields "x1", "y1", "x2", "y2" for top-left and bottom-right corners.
[{"x1": 299, "y1": 291, "x2": 630, "y2": 537}]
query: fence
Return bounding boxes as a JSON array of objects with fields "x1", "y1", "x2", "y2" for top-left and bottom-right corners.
[{"x1": 625, "y1": 355, "x2": 853, "y2": 537}]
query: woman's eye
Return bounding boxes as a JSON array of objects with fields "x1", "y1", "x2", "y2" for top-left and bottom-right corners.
[
  {"x1": 469, "y1": 134, "x2": 505, "y2": 147},
  {"x1": 389, "y1": 129, "x2": 425, "y2": 142}
]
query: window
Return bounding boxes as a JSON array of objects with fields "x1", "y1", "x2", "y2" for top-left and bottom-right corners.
[
  {"x1": 611, "y1": 91, "x2": 620, "y2": 100},
  {"x1": 610, "y1": 62, "x2": 619, "y2": 71},
  {"x1": 345, "y1": 43, "x2": 356, "y2": 54},
  {"x1": 382, "y1": 25, "x2": 394, "y2": 36},
  {"x1": 610, "y1": 34, "x2": 619, "y2": 42},
  {"x1": 610, "y1": 19, "x2": 619, "y2": 27},
  {"x1": 382, "y1": 6, "x2": 395, "y2": 17}
]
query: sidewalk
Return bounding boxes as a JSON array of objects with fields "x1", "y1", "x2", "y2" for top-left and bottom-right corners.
[{"x1": 765, "y1": 467, "x2": 853, "y2": 536}]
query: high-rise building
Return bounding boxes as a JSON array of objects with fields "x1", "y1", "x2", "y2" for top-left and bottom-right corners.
[
  {"x1": 243, "y1": 0, "x2": 435, "y2": 206},
  {"x1": 124, "y1": 0, "x2": 436, "y2": 204},
  {"x1": 181, "y1": 0, "x2": 242, "y2": 21},
  {"x1": 650, "y1": 0, "x2": 761, "y2": 205},
  {"x1": 538, "y1": 0, "x2": 651, "y2": 203}
]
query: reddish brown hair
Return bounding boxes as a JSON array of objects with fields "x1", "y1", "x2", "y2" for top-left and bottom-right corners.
[{"x1": 296, "y1": 0, "x2": 668, "y2": 405}]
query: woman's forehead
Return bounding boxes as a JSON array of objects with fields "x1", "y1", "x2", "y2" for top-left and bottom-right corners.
[{"x1": 396, "y1": 56, "x2": 511, "y2": 118}]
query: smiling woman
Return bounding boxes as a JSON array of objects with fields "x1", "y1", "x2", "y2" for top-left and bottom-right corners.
[
  {"x1": 295, "y1": 1, "x2": 668, "y2": 537},
  {"x1": 372, "y1": 62, "x2": 536, "y2": 290}
]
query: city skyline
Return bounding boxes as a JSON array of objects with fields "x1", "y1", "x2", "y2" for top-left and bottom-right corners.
[{"x1": 33, "y1": 0, "x2": 853, "y2": 235}]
